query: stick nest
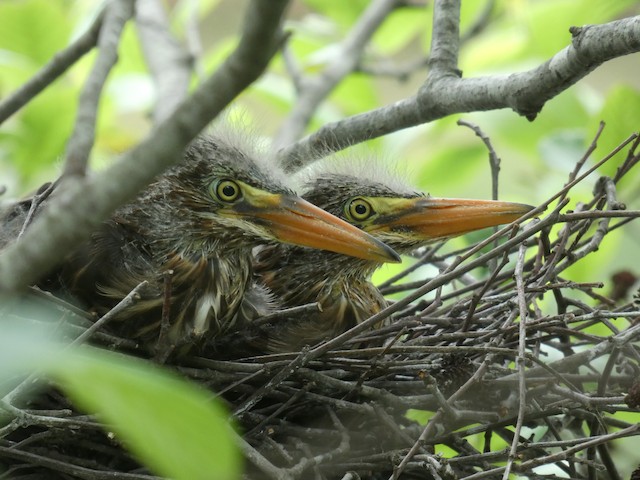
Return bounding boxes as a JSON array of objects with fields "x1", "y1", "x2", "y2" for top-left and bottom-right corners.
[{"x1": 2, "y1": 129, "x2": 640, "y2": 480}]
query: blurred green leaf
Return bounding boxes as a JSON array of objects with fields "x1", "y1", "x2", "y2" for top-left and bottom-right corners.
[
  {"x1": 524, "y1": 0, "x2": 638, "y2": 58},
  {"x1": 459, "y1": 0, "x2": 491, "y2": 34},
  {"x1": 415, "y1": 143, "x2": 488, "y2": 196},
  {"x1": 10, "y1": 85, "x2": 77, "y2": 184},
  {"x1": 331, "y1": 73, "x2": 378, "y2": 116},
  {"x1": 300, "y1": 0, "x2": 369, "y2": 31},
  {"x1": 0, "y1": 303, "x2": 241, "y2": 479},
  {"x1": 406, "y1": 408, "x2": 432, "y2": 425},
  {"x1": 372, "y1": 7, "x2": 429, "y2": 55},
  {"x1": 0, "y1": 0, "x2": 71, "y2": 65},
  {"x1": 0, "y1": 294, "x2": 67, "y2": 386},
  {"x1": 51, "y1": 348, "x2": 241, "y2": 480},
  {"x1": 460, "y1": 25, "x2": 528, "y2": 73},
  {"x1": 587, "y1": 85, "x2": 640, "y2": 182},
  {"x1": 538, "y1": 130, "x2": 586, "y2": 172},
  {"x1": 283, "y1": 28, "x2": 326, "y2": 68}
]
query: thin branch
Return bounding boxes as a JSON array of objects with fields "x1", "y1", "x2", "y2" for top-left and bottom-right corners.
[
  {"x1": 273, "y1": 0, "x2": 399, "y2": 150},
  {"x1": 0, "y1": 9, "x2": 105, "y2": 125},
  {"x1": 357, "y1": 0, "x2": 494, "y2": 81},
  {"x1": 279, "y1": 15, "x2": 640, "y2": 170},
  {"x1": 0, "y1": 0, "x2": 290, "y2": 292},
  {"x1": 0, "y1": 444, "x2": 161, "y2": 480},
  {"x1": 427, "y1": 0, "x2": 461, "y2": 76},
  {"x1": 236, "y1": 434, "x2": 289, "y2": 480},
  {"x1": 502, "y1": 245, "x2": 529, "y2": 479},
  {"x1": 63, "y1": 0, "x2": 135, "y2": 178},
  {"x1": 517, "y1": 424, "x2": 640, "y2": 472},
  {"x1": 135, "y1": 0, "x2": 192, "y2": 123},
  {"x1": 71, "y1": 280, "x2": 148, "y2": 345}
]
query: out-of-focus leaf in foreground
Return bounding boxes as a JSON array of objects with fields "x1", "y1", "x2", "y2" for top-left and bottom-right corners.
[
  {"x1": 51, "y1": 348, "x2": 241, "y2": 480},
  {"x1": 0, "y1": 295, "x2": 241, "y2": 480}
]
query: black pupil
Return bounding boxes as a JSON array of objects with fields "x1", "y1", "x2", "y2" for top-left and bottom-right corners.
[
  {"x1": 222, "y1": 184, "x2": 236, "y2": 198},
  {"x1": 354, "y1": 203, "x2": 367, "y2": 215}
]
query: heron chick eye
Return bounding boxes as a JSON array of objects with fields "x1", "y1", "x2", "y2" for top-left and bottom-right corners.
[
  {"x1": 210, "y1": 179, "x2": 242, "y2": 203},
  {"x1": 346, "y1": 197, "x2": 374, "y2": 222}
]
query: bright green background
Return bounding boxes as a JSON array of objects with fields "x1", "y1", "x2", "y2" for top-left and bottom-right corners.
[{"x1": 1, "y1": 1, "x2": 639, "y2": 478}]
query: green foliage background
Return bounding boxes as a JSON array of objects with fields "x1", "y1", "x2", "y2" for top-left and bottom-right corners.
[
  {"x1": 1, "y1": 0, "x2": 639, "y2": 478},
  {"x1": 2, "y1": 0, "x2": 638, "y2": 284}
]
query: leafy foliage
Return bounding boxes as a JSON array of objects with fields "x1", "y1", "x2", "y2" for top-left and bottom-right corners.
[{"x1": 1, "y1": 0, "x2": 640, "y2": 478}]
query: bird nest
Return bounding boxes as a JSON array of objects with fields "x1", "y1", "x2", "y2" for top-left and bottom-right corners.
[{"x1": 2, "y1": 128, "x2": 640, "y2": 480}]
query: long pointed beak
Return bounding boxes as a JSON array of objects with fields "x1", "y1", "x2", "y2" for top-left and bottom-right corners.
[
  {"x1": 243, "y1": 194, "x2": 400, "y2": 263},
  {"x1": 378, "y1": 197, "x2": 534, "y2": 239}
]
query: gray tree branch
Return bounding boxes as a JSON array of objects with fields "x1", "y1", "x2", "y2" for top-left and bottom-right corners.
[
  {"x1": 272, "y1": 0, "x2": 400, "y2": 149},
  {"x1": 63, "y1": 0, "x2": 135, "y2": 178},
  {"x1": 135, "y1": 0, "x2": 192, "y2": 123},
  {"x1": 427, "y1": 0, "x2": 460, "y2": 75},
  {"x1": 0, "y1": 0, "x2": 290, "y2": 292},
  {"x1": 278, "y1": 10, "x2": 640, "y2": 171}
]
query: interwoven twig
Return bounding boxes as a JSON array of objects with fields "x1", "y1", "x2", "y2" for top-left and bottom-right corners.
[{"x1": 2, "y1": 130, "x2": 640, "y2": 480}]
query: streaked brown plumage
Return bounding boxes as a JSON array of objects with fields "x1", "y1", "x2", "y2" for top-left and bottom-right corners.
[
  {"x1": 1, "y1": 136, "x2": 399, "y2": 359},
  {"x1": 248, "y1": 168, "x2": 534, "y2": 354}
]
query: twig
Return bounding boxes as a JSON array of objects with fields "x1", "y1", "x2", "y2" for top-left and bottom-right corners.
[
  {"x1": 502, "y1": 245, "x2": 529, "y2": 479},
  {"x1": 427, "y1": 0, "x2": 461, "y2": 76},
  {"x1": 278, "y1": 16, "x2": 640, "y2": 169},
  {"x1": 0, "y1": 444, "x2": 161, "y2": 480},
  {"x1": 274, "y1": 0, "x2": 399, "y2": 152},
  {"x1": 17, "y1": 181, "x2": 57, "y2": 238},
  {"x1": 0, "y1": 10, "x2": 105, "y2": 125},
  {"x1": 0, "y1": 0, "x2": 290, "y2": 292},
  {"x1": 63, "y1": 0, "x2": 135, "y2": 178},
  {"x1": 135, "y1": 0, "x2": 192, "y2": 123},
  {"x1": 71, "y1": 280, "x2": 148, "y2": 345},
  {"x1": 252, "y1": 302, "x2": 321, "y2": 327}
]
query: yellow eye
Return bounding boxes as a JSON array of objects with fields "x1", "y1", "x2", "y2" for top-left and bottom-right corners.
[
  {"x1": 346, "y1": 197, "x2": 374, "y2": 221},
  {"x1": 211, "y1": 179, "x2": 241, "y2": 202}
]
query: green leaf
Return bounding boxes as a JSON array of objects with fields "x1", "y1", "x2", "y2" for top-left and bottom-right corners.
[
  {"x1": 51, "y1": 348, "x2": 241, "y2": 480},
  {"x1": 0, "y1": 0, "x2": 71, "y2": 65},
  {"x1": 299, "y1": 0, "x2": 369, "y2": 31},
  {"x1": 415, "y1": 142, "x2": 488, "y2": 197},
  {"x1": 524, "y1": 0, "x2": 639, "y2": 59},
  {"x1": 587, "y1": 85, "x2": 640, "y2": 182},
  {"x1": 331, "y1": 73, "x2": 377, "y2": 116},
  {"x1": 406, "y1": 408, "x2": 431, "y2": 425},
  {"x1": 538, "y1": 130, "x2": 586, "y2": 172},
  {"x1": 372, "y1": 7, "x2": 430, "y2": 55},
  {"x1": 6, "y1": 85, "x2": 76, "y2": 187},
  {"x1": 0, "y1": 294, "x2": 68, "y2": 387}
]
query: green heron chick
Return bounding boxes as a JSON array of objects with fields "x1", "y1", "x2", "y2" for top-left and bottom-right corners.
[
  {"x1": 13, "y1": 136, "x2": 399, "y2": 359},
  {"x1": 250, "y1": 166, "x2": 534, "y2": 354}
]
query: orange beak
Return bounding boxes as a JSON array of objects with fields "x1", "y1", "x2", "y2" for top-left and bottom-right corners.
[
  {"x1": 373, "y1": 197, "x2": 534, "y2": 239},
  {"x1": 241, "y1": 194, "x2": 400, "y2": 263}
]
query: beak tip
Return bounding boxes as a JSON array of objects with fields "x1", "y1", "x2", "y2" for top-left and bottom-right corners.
[
  {"x1": 369, "y1": 240, "x2": 401, "y2": 264},
  {"x1": 386, "y1": 248, "x2": 402, "y2": 264},
  {"x1": 519, "y1": 203, "x2": 536, "y2": 213}
]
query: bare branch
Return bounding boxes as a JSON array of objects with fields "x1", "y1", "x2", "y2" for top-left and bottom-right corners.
[
  {"x1": 62, "y1": 0, "x2": 135, "y2": 178},
  {"x1": 135, "y1": 0, "x2": 192, "y2": 123},
  {"x1": 502, "y1": 245, "x2": 529, "y2": 479},
  {"x1": 0, "y1": 9, "x2": 104, "y2": 125},
  {"x1": 427, "y1": 0, "x2": 461, "y2": 75},
  {"x1": 273, "y1": 0, "x2": 399, "y2": 149},
  {"x1": 0, "y1": 0, "x2": 290, "y2": 292},
  {"x1": 279, "y1": 15, "x2": 640, "y2": 170}
]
